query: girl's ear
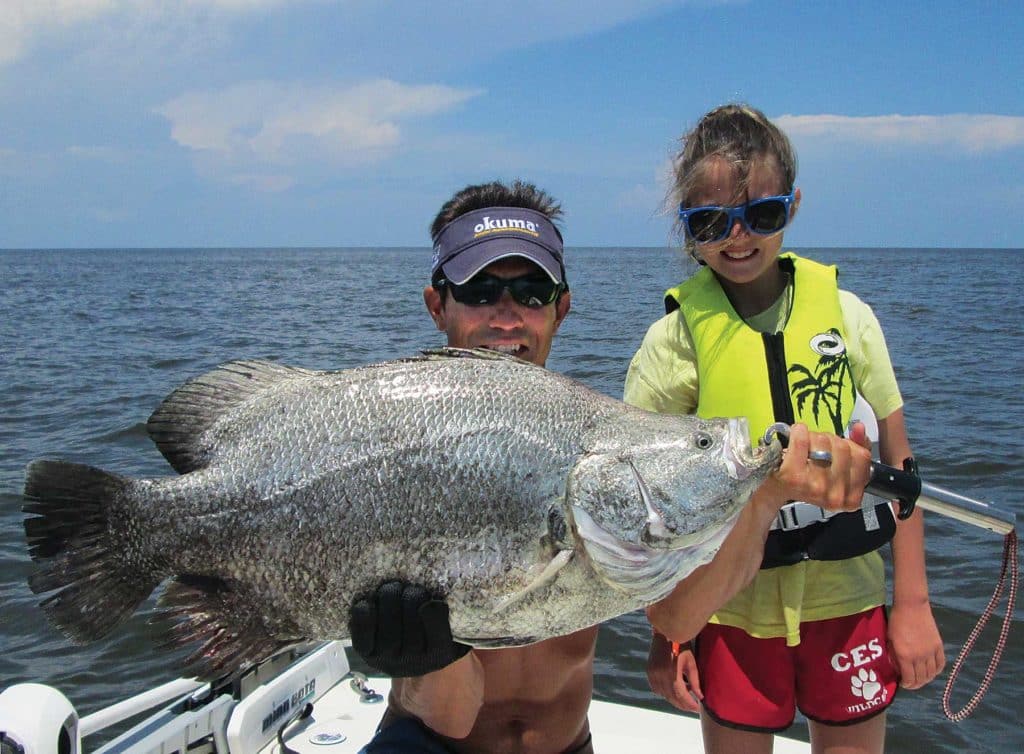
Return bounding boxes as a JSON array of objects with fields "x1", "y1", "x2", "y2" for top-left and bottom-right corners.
[{"x1": 791, "y1": 188, "x2": 802, "y2": 221}]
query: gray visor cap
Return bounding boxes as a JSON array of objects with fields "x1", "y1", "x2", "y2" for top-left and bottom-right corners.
[{"x1": 431, "y1": 207, "x2": 564, "y2": 285}]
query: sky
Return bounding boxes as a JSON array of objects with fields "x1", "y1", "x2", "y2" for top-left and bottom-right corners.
[{"x1": 1, "y1": 0, "x2": 1022, "y2": 249}]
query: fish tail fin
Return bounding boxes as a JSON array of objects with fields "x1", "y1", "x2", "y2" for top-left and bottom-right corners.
[{"x1": 23, "y1": 460, "x2": 159, "y2": 642}]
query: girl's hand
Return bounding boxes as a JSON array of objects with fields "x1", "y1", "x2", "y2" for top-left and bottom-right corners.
[
  {"x1": 888, "y1": 599, "x2": 945, "y2": 689},
  {"x1": 758, "y1": 423, "x2": 873, "y2": 513},
  {"x1": 647, "y1": 632, "x2": 703, "y2": 713}
]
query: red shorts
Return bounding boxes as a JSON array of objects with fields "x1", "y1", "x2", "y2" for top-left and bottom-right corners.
[{"x1": 695, "y1": 606, "x2": 898, "y2": 731}]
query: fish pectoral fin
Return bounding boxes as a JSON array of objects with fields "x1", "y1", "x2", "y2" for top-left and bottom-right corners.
[
  {"x1": 627, "y1": 458, "x2": 674, "y2": 543},
  {"x1": 493, "y1": 549, "x2": 574, "y2": 614},
  {"x1": 153, "y1": 574, "x2": 301, "y2": 681}
]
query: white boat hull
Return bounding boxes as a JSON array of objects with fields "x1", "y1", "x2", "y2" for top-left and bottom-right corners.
[{"x1": 1, "y1": 642, "x2": 811, "y2": 753}]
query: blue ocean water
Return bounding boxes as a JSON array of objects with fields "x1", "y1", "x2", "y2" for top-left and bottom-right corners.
[{"x1": 1, "y1": 247, "x2": 1021, "y2": 752}]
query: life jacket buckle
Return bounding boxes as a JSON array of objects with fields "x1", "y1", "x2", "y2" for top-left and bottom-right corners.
[{"x1": 771, "y1": 502, "x2": 833, "y2": 532}]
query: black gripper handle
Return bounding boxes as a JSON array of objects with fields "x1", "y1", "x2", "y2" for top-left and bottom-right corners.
[{"x1": 865, "y1": 458, "x2": 921, "y2": 520}]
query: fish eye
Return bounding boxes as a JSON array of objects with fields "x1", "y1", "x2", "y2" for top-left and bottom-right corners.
[{"x1": 694, "y1": 432, "x2": 715, "y2": 450}]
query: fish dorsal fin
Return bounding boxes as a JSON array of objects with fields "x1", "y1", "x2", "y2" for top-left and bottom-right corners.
[
  {"x1": 419, "y1": 347, "x2": 543, "y2": 367},
  {"x1": 147, "y1": 359, "x2": 316, "y2": 474}
]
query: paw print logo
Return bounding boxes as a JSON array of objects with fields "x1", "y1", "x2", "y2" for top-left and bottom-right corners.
[{"x1": 850, "y1": 668, "x2": 882, "y2": 701}]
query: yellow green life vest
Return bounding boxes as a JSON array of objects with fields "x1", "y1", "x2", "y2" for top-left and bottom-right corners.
[
  {"x1": 666, "y1": 254, "x2": 896, "y2": 569},
  {"x1": 665, "y1": 253, "x2": 856, "y2": 445}
]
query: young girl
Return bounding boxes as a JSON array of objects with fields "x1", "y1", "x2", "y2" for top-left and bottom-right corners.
[{"x1": 626, "y1": 104, "x2": 945, "y2": 753}]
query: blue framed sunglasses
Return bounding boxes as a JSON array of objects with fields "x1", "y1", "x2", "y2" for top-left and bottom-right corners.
[{"x1": 678, "y1": 192, "x2": 796, "y2": 244}]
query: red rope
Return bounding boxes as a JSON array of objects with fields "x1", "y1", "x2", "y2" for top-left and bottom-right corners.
[{"x1": 941, "y1": 529, "x2": 1018, "y2": 722}]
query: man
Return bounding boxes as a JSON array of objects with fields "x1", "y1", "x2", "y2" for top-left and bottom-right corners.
[{"x1": 351, "y1": 179, "x2": 873, "y2": 753}]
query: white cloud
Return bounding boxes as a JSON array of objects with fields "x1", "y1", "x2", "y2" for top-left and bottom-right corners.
[
  {"x1": 1, "y1": 1, "x2": 689, "y2": 68},
  {"x1": 154, "y1": 79, "x2": 484, "y2": 186},
  {"x1": 776, "y1": 114, "x2": 1024, "y2": 153},
  {"x1": 0, "y1": 1, "x2": 112, "y2": 63},
  {"x1": 0, "y1": 0, "x2": 318, "y2": 65}
]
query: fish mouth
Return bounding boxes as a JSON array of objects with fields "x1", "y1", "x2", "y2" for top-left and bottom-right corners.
[{"x1": 724, "y1": 417, "x2": 782, "y2": 480}]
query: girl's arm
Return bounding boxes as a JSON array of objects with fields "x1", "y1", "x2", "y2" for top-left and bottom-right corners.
[
  {"x1": 647, "y1": 633, "x2": 702, "y2": 712},
  {"x1": 878, "y1": 408, "x2": 946, "y2": 689}
]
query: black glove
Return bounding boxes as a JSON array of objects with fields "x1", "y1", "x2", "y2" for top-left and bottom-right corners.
[{"x1": 349, "y1": 580, "x2": 471, "y2": 677}]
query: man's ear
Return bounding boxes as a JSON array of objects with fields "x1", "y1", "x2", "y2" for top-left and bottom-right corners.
[
  {"x1": 424, "y1": 285, "x2": 446, "y2": 331},
  {"x1": 553, "y1": 289, "x2": 571, "y2": 331}
]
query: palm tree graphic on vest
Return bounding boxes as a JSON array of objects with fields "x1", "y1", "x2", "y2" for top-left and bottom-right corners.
[{"x1": 787, "y1": 328, "x2": 853, "y2": 437}]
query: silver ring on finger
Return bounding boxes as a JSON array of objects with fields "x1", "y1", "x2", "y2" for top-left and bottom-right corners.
[{"x1": 808, "y1": 449, "x2": 833, "y2": 464}]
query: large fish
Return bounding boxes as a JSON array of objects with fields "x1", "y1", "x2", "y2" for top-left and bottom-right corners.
[{"x1": 23, "y1": 348, "x2": 781, "y2": 678}]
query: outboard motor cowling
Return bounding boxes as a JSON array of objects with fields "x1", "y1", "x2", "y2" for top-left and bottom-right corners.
[{"x1": 0, "y1": 684, "x2": 80, "y2": 754}]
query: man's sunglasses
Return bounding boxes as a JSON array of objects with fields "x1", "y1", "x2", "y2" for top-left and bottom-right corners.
[
  {"x1": 678, "y1": 192, "x2": 796, "y2": 244},
  {"x1": 435, "y1": 273, "x2": 564, "y2": 309}
]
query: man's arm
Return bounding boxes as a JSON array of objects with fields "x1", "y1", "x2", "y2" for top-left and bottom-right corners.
[
  {"x1": 647, "y1": 424, "x2": 873, "y2": 641},
  {"x1": 390, "y1": 652, "x2": 486, "y2": 738}
]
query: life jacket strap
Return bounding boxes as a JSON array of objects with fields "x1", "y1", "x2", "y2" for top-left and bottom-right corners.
[{"x1": 761, "y1": 498, "x2": 897, "y2": 569}]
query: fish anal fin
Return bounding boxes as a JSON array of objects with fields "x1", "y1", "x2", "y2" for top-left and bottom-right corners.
[
  {"x1": 493, "y1": 549, "x2": 574, "y2": 615},
  {"x1": 147, "y1": 360, "x2": 316, "y2": 474},
  {"x1": 153, "y1": 574, "x2": 300, "y2": 680}
]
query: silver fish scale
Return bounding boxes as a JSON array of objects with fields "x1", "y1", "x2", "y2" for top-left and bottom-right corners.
[{"x1": 136, "y1": 358, "x2": 612, "y2": 635}]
